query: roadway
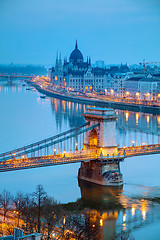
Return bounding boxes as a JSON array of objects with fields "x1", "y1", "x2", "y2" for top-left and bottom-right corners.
[
  {"x1": 31, "y1": 82, "x2": 160, "y2": 114},
  {"x1": 0, "y1": 150, "x2": 124, "y2": 172},
  {"x1": 0, "y1": 144, "x2": 160, "y2": 172},
  {"x1": 119, "y1": 143, "x2": 160, "y2": 157}
]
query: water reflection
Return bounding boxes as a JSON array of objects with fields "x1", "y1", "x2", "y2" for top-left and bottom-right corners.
[
  {"x1": 117, "y1": 110, "x2": 160, "y2": 135},
  {"x1": 78, "y1": 180, "x2": 160, "y2": 239},
  {"x1": 1, "y1": 81, "x2": 160, "y2": 141},
  {"x1": 0, "y1": 80, "x2": 22, "y2": 90},
  {"x1": 50, "y1": 98, "x2": 160, "y2": 147},
  {"x1": 50, "y1": 98, "x2": 86, "y2": 130}
]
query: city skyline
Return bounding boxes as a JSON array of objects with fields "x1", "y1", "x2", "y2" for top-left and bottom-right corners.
[{"x1": 0, "y1": 0, "x2": 160, "y2": 65}]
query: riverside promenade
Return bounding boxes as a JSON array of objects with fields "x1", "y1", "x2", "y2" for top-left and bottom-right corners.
[{"x1": 30, "y1": 82, "x2": 160, "y2": 114}]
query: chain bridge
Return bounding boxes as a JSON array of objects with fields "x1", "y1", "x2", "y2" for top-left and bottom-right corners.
[
  {"x1": 0, "y1": 74, "x2": 33, "y2": 83},
  {"x1": 0, "y1": 107, "x2": 160, "y2": 186}
]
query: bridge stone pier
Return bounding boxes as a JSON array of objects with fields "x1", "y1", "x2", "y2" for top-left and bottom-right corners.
[{"x1": 79, "y1": 107, "x2": 123, "y2": 186}]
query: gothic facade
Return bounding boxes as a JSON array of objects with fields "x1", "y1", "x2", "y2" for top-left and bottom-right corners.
[{"x1": 49, "y1": 41, "x2": 107, "y2": 92}]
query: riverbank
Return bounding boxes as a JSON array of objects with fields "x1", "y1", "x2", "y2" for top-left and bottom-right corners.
[{"x1": 30, "y1": 82, "x2": 160, "y2": 114}]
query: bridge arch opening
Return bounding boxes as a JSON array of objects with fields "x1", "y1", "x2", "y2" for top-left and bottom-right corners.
[{"x1": 89, "y1": 129, "x2": 98, "y2": 146}]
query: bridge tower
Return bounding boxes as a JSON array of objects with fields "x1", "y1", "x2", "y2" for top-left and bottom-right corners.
[
  {"x1": 82, "y1": 107, "x2": 118, "y2": 155},
  {"x1": 79, "y1": 107, "x2": 123, "y2": 186}
]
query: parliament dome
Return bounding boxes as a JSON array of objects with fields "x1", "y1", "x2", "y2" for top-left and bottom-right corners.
[{"x1": 69, "y1": 41, "x2": 84, "y2": 63}]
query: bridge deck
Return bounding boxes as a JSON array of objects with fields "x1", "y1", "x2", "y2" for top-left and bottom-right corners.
[
  {"x1": 0, "y1": 150, "x2": 124, "y2": 172},
  {"x1": 119, "y1": 143, "x2": 160, "y2": 157},
  {"x1": 0, "y1": 144, "x2": 160, "y2": 172},
  {"x1": 0, "y1": 74, "x2": 33, "y2": 79}
]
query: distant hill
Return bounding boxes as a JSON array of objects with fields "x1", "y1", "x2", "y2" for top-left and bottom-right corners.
[{"x1": 0, "y1": 64, "x2": 47, "y2": 76}]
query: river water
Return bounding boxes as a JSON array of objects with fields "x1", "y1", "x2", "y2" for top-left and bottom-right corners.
[{"x1": 0, "y1": 80, "x2": 160, "y2": 239}]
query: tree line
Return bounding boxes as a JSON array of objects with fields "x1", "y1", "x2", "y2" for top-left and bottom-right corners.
[
  {"x1": 0, "y1": 185, "x2": 103, "y2": 240},
  {"x1": 0, "y1": 185, "x2": 134, "y2": 240}
]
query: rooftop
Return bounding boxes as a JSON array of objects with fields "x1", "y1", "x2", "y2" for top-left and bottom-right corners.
[
  {"x1": 127, "y1": 77, "x2": 159, "y2": 82},
  {"x1": 84, "y1": 107, "x2": 116, "y2": 117},
  {"x1": 87, "y1": 107, "x2": 113, "y2": 111}
]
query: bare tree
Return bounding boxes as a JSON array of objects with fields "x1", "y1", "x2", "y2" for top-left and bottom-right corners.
[
  {"x1": 13, "y1": 192, "x2": 26, "y2": 227},
  {"x1": 21, "y1": 193, "x2": 36, "y2": 234},
  {"x1": 0, "y1": 190, "x2": 12, "y2": 222},
  {"x1": 65, "y1": 209, "x2": 103, "y2": 240},
  {"x1": 42, "y1": 196, "x2": 62, "y2": 240},
  {"x1": 32, "y1": 185, "x2": 46, "y2": 233}
]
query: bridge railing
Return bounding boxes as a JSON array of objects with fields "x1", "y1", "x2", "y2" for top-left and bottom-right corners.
[
  {"x1": 0, "y1": 149, "x2": 126, "y2": 171},
  {"x1": 119, "y1": 143, "x2": 160, "y2": 157}
]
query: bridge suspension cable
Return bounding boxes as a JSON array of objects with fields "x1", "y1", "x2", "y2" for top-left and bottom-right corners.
[
  {"x1": 0, "y1": 122, "x2": 90, "y2": 161},
  {"x1": 0, "y1": 122, "x2": 99, "y2": 162}
]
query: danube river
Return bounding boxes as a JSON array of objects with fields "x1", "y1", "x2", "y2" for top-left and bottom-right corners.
[{"x1": 0, "y1": 80, "x2": 160, "y2": 239}]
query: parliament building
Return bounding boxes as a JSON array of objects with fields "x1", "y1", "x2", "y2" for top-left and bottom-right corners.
[{"x1": 49, "y1": 41, "x2": 109, "y2": 92}]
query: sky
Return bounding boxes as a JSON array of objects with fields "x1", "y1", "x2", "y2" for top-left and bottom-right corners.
[{"x1": 0, "y1": 0, "x2": 160, "y2": 65}]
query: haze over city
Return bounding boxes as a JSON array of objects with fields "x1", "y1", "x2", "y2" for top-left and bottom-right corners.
[{"x1": 0, "y1": 0, "x2": 160, "y2": 65}]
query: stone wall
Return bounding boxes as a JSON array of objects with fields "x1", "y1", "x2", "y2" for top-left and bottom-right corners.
[{"x1": 78, "y1": 161, "x2": 102, "y2": 182}]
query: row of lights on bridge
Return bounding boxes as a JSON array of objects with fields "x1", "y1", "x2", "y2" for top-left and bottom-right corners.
[{"x1": 11, "y1": 142, "x2": 79, "y2": 159}]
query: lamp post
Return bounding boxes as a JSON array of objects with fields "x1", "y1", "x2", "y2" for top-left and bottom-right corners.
[
  {"x1": 75, "y1": 142, "x2": 78, "y2": 151},
  {"x1": 17, "y1": 200, "x2": 20, "y2": 227},
  {"x1": 126, "y1": 91, "x2": 130, "y2": 102},
  {"x1": 123, "y1": 146, "x2": 126, "y2": 156},
  {"x1": 136, "y1": 92, "x2": 140, "y2": 101},
  {"x1": 110, "y1": 89, "x2": 114, "y2": 97},
  {"x1": 54, "y1": 148, "x2": 56, "y2": 156},
  {"x1": 62, "y1": 216, "x2": 66, "y2": 239}
]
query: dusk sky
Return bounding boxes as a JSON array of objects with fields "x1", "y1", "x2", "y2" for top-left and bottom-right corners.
[{"x1": 0, "y1": 0, "x2": 160, "y2": 66}]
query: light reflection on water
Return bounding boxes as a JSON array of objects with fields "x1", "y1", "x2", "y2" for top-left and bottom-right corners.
[
  {"x1": 0, "y1": 80, "x2": 160, "y2": 239},
  {"x1": 79, "y1": 180, "x2": 160, "y2": 239}
]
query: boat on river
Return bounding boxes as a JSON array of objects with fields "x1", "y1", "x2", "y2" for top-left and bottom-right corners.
[{"x1": 40, "y1": 95, "x2": 46, "y2": 99}]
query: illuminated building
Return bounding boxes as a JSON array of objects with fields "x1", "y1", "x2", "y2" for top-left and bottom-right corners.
[
  {"x1": 126, "y1": 74, "x2": 159, "y2": 97},
  {"x1": 49, "y1": 41, "x2": 109, "y2": 92}
]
